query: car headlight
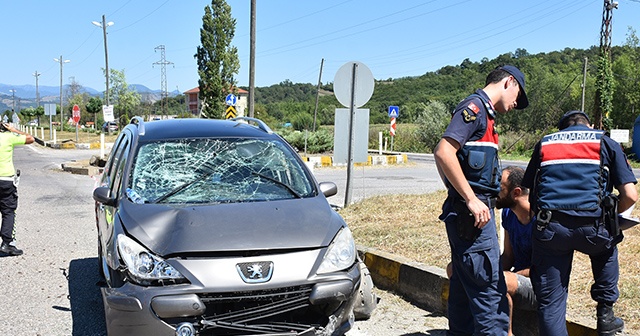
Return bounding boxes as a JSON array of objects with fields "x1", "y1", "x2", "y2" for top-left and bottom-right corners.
[
  {"x1": 317, "y1": 227, "x2": 356, "y2": 274},
  {"x1": 117, "y1": 234, "x2": 187, "y2": 285}
]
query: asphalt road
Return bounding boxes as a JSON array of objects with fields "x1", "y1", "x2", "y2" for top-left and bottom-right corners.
[{"x1": 0, "y1": 145, "x2": 451, "y2": 335}]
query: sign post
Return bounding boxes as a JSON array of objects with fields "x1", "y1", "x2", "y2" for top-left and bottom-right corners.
[
  {"x1": 388, "y1": 106, "x2": 399, "y2": 151},
  {"x1": 333, "y1": 61, "x2": 374, "y2": 208},
  {"x1": 72, "y1": 104, "x2": 80, "y2": 142},
  {"x1": 225, "y1": 94, "x2": 237, "y2": 119}
]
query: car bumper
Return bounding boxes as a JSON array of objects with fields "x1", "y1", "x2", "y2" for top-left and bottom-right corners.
[{"x1": 102, "y1": 259, "x2": 361, "y2": 335}]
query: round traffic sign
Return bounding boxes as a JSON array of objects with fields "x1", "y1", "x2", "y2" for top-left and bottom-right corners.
[
  {"x1": 72, "y1": 104, "x2": 80, "y2": 123},
  {"x1": 333, "y1": 61, "x2": 374, "y2": 108}
]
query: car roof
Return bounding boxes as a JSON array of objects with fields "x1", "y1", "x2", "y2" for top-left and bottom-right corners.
[{"x1": 127, "y1": 118, "x2": 277, "y2": 143}]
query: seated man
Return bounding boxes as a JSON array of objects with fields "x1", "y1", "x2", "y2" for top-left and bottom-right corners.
[
  {"x1": 446, "y1": 166, "x2": 537, "y2": 335},
  {"x1": 497, "y1": 166, "x2": 537, "y2": 335}
]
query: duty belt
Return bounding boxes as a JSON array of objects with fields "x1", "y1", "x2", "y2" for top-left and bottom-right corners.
[{"x1": 536, "y1": 210, "x2": 599, "y2": 231}]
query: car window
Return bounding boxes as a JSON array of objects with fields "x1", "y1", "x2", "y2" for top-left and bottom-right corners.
[
  {"x1": 101, "y1": 133, "x2": 127, "y2": 188},
  {"x1": 127, "y1": 138, "x2": 314, "y2": 204}
]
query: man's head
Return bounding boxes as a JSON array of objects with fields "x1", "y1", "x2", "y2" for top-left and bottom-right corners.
[
  {"x1": 485, "y1": 65, "x2": 528, "y2": 113},
  {"x1": 557, "y1": 110, "x2": 591, "y2": 130},
  {"x1": 496, "y1": 166, "x2": 529, "y2": 209}
]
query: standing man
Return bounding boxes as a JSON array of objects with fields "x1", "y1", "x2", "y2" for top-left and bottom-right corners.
[
  {"x1": 0, "y1": 122, "x2": 34, "y2": 256},
  {"x1": 522, "y1": 111, "x2": 637, "y2": 336},
  {"x1": 434, "y1": 65, "x2": 528, "y2": 335}
]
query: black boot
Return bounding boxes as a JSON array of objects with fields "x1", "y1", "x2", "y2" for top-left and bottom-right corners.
[
  {"x1": 597, "y1": 302, "x2": 624, "y2": 336},
  {"x1": 0, "y1": 242, "x2": 23, "y2": 256}
]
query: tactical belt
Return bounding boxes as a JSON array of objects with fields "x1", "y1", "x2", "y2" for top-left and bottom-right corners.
[
  {"x1": 536, "y1": 210, "x2": 599, "y2": 231},
  {"x1": 452, "y1": 196, "x2": 497, "y2": 209}
]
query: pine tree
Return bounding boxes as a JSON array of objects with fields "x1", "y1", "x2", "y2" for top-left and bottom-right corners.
[{"x1": 195, "y1": 0, "x2": 240, "y2": 119}]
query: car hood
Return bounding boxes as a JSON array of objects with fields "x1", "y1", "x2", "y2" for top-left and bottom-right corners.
[{"x1": 118, "y1": 196, "x2": 345, "y2": 256}]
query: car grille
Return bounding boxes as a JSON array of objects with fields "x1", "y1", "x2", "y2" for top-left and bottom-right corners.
[{"x1": 165, "y1": 285, "x2": 334, "y2": 335}]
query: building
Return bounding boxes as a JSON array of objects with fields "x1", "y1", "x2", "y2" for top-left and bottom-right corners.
[{"x1": 184, "y1": 87, "x2": 248, "y2": 118}]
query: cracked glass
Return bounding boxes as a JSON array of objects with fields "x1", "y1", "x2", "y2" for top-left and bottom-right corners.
[{"x1": 127, "y1": 138, "x2": 314, "y2": 204}]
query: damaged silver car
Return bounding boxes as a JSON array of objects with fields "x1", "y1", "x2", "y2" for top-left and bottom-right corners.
[{"x1": 92, "y1": 117, "x2": 377, "y2": 335}]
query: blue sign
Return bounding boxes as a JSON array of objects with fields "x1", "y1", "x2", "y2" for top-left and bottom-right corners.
[
  {"x1": 225, "y1": 94, "x2": 237, "y2": 106},
  {"x1": 388, "y1": 106, "x2": 399, "y2": 118}
]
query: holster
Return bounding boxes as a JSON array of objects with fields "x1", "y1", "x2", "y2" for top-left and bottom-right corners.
[
  {"x1": 453, "y1": 199, "x2": 481, "y2": 241},
  {"x1": 602, "y1": 194, "x2": 620, "y2": 237}
]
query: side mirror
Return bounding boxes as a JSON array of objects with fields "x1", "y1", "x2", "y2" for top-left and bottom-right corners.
[
  {"x1": 93, "y1": 186, "x2": 116, "y2": 206},
  {"x1": 319, "y1": 182, "x2": 337, "y2": 198}
]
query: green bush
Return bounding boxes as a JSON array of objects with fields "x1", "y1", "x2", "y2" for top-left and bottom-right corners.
[{"x1": 279, "y1": 128, "x2": 333, "y2": 154}]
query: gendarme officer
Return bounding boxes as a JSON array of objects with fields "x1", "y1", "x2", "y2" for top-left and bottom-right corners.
[
  {"x1": 522, "y1": 111, "x2": 637, "y2": 336},
  {"x1": 434, "y1": 65, "x2": 528, "y2": 335}
]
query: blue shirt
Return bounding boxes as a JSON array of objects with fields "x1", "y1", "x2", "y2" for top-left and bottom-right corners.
[{"x1": 501, "y1": 208, "x2": 534, "y2": 272}]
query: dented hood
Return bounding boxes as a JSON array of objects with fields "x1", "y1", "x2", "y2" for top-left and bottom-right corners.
[{"x1": 118, "y1": 196, "x2": 344, "y2": 256}]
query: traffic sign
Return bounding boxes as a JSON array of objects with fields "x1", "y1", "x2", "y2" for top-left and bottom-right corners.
[
  {"x1": 390, "y1": 117, "x2": 396, "y2": 136},
  {"x1": 72, "y1": 104, "x2": 80, "y2": 123},
  {"x1": 388, "y1": 106, "x2": 399, "y2": 118},
  {"x1": 334, "y1": 61, "x2": 374, "y2": 108},
  {"x1": 225, "y1": 94, "x2": 237, "y2": 106},
  {"x1": 225, "y1": 106, "x2": 237, "y2": 119}
]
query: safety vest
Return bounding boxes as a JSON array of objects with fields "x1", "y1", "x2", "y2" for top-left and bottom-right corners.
[
  {"x1": 456, "y1": 94, "x2": 501, "y2": 196},
  {"x1": 535, "y1": 128, "x2": 605, "y2": 211}
]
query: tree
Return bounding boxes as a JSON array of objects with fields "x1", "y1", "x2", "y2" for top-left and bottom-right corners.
[
  {"x1": 195, "y1": 0, "x2": 240, "y2": 119},
  {"x1": 109, "y1": 68, "x2": 141, "y2": 125},
  {"x1": 87, "y1": 96, "x2": 103, "y2": 127}
]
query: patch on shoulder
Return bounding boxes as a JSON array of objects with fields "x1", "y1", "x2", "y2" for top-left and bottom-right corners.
[
  {"x1": 467, "y1": 102, "x2": 480, "y2": 113},
  {"x1": 462, "y1": 109, "x2": 477, "y2": 123}
]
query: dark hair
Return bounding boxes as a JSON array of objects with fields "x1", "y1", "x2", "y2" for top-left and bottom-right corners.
[
  {"x1": 485, "y1": 68, "x2": 510, "y2": 86},
  {"x1": 559, "y1": 113, "x2": 590, "y2": 130},
  {"x1": 503, "y1": 165, "x2": 528, "y2": 195}
]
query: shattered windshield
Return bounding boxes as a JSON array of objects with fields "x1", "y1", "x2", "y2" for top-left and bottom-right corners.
[{"x1": 127, "y1": 138, "x2": 315, "y2": 204}]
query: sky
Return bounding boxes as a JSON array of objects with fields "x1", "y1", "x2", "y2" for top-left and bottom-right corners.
[{"x1": 1, "y1": 0, "x2": 639, "y2": 94}]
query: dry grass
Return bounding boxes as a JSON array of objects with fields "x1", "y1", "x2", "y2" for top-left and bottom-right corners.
[{"x1": 340, "y1": 187, "x2": 640, "y2": 333}]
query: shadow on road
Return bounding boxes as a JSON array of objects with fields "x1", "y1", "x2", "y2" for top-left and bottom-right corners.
[{"x1": 68, "y1": 257, "x2": 107, "y2": 336}]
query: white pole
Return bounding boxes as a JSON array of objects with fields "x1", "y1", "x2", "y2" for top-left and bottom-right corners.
[
  {"x1": 378, "y1": 132, "x2": 382, "y2": 155},
  {"x1": 100, "y1": 133, "x2": 105, "y2": 159}
]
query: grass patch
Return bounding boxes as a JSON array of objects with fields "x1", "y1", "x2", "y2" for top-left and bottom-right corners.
[{"x1": 340, "y1": 186, "x2": 640, "y2": 332}]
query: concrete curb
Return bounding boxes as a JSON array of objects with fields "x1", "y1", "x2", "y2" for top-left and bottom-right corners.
[
  {"x1": 358, "y1": 245, "x2": 599, "y2": 336},
  {"x1": 301, "y1": 153, "x2": 408, "y2": 168}
]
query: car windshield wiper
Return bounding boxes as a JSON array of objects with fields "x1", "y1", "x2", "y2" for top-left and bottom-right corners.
[
  {"x1": 154, "y1": 170, "x2": 215, "y2": 203},
  {"x1": 251, "y1": 172, "x2": 301, "y2": 198}
]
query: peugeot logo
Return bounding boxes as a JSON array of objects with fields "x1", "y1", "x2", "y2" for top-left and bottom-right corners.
[{"x1": 236, "y1": 261, "x2": 274, "y2": 283}]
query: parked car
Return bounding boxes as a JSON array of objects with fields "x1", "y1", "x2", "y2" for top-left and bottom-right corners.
[
  {"x1": 93, "y1": 117, "x2": 376, "y2": 335},
  {"x1": 102, "y1": 121, "x2": 118, "y2": 132}
]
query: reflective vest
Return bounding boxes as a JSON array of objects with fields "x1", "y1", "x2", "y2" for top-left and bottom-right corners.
[
  {"x1": 535, "y1": 128, "x2": 605, "y2": 211},
  {"x1": 456, "y1": 94, "x2": 501, "y2": 196}
]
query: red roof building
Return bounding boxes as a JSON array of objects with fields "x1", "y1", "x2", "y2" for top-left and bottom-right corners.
[{"x1": 184, "y1": 87, "x2": 248, "y2": 118}]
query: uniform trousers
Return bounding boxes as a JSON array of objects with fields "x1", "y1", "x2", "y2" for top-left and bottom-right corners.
[
  {"x1": 531, "y1": 220, "x2": 619, "y2": 336},
  {"x1": 442, "y1": 201, "x2": 509, "y2": 336}
]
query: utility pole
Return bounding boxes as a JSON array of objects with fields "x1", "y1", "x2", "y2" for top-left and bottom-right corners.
[
  {"x1": 248, "y1": 0, "x2": 256, "y2": 118},
  {"x1": 580, "y1": 57, "x2": 588, "y2": 112},
  {"x1": 92, "y1": 15, "x2": 113, "y2": 106},
  {"x1": 54, "y1": 56, "x2": 70, "y2": 132},
  {"x1": 594, "y1": 0, "x2": 618, "y2": 130},
  {"x1": 153, "y1": 45, "x2": 173, "y2": 118},
  {"x1": 33, "y1": 71, "x2": 41, "y2": 125},
  {"x1": 9, "y1": 89, "x2": 16, "y2": 112},
  {"x1": 312, "y1": 58, "x2": 324, "y2": 132}
]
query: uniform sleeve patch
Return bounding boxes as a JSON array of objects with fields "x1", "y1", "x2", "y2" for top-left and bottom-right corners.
[
  {"x1": 462, "y1": 109, "x2": 477, "y2": 123},
  {"x1": 467, "y1": 102, "x2": 480, "y2": 113}
]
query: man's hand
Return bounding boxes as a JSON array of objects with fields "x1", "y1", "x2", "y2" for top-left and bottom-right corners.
[{"x1": 466, "y1": 196, "x2": 491, "y2": 228}]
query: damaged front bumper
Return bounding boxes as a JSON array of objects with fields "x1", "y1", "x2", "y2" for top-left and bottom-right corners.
[{"x1": 101, "y1": 262, "x2": 361, "y2": 336}]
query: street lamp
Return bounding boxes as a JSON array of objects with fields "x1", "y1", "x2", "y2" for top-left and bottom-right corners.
[
  {"x1": 54, "y1": 56, "x2": 70, "y2": 132},
  {"x1": 92, "y1": 15, "x2": 114, "y2": 106}
]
